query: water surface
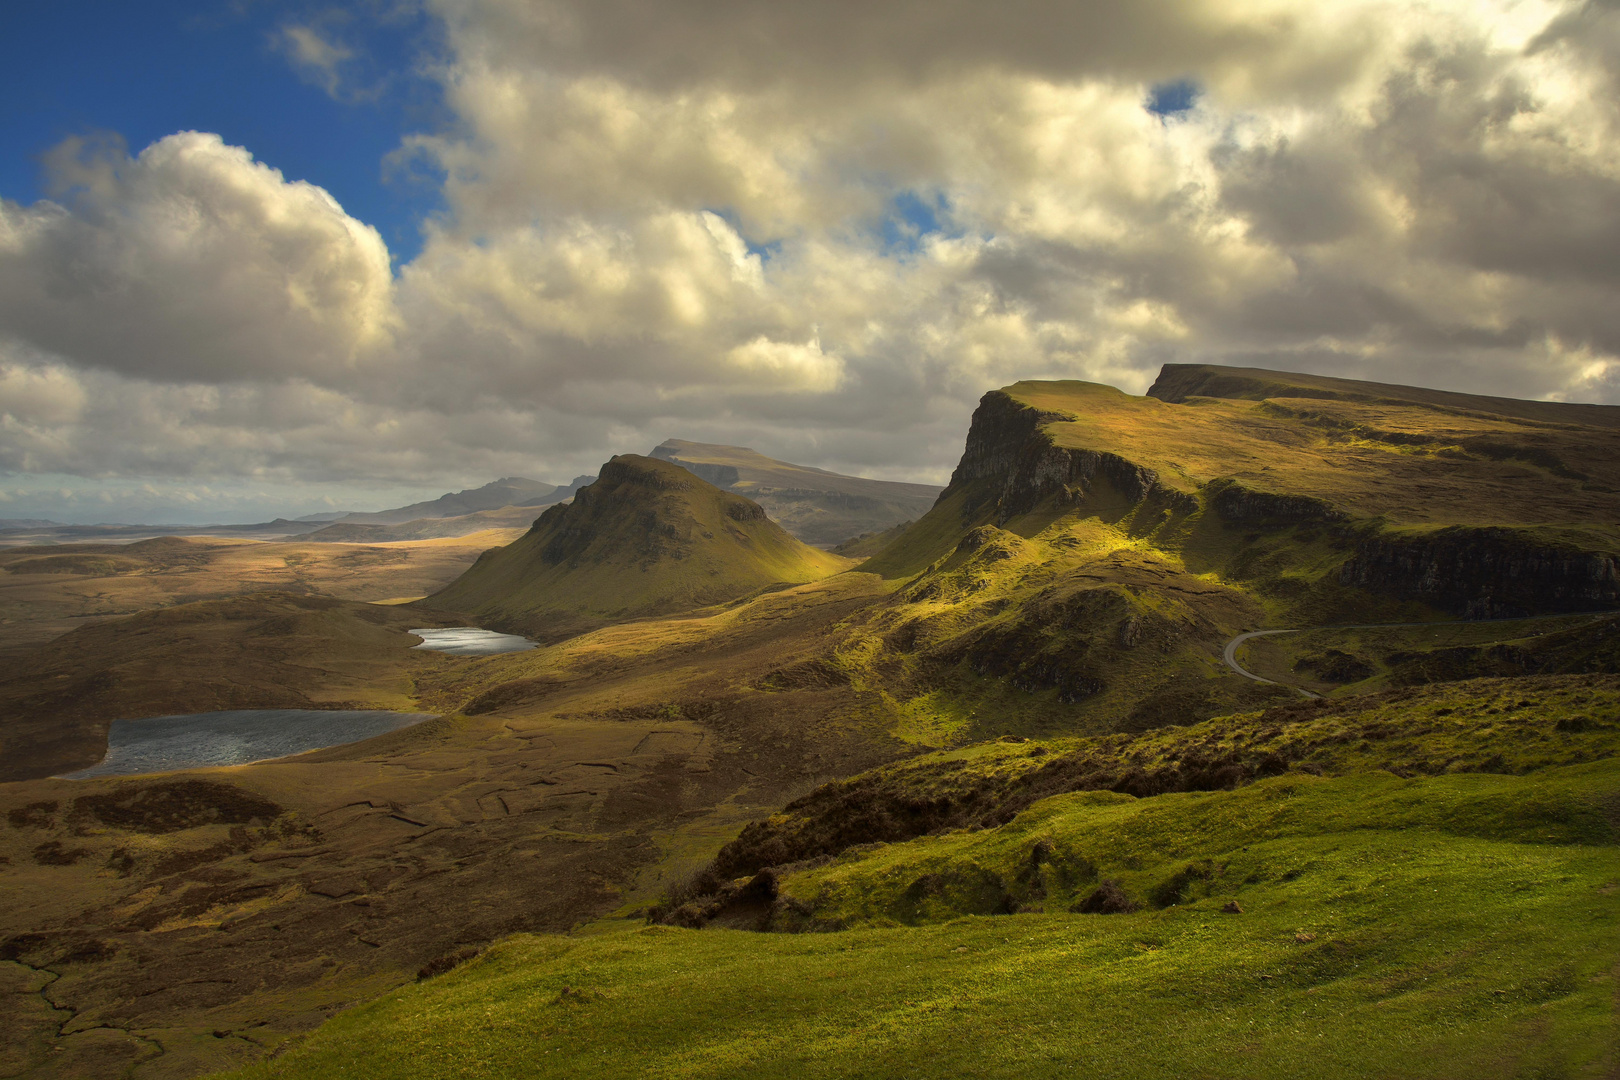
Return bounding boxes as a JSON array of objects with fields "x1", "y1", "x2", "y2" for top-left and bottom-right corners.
[
  {"x1": 410, "y1": 627, "x2": 535, "y2": 655},
  {"x1": 63, "y1": 709, "x2": 435, "y2": 779}
]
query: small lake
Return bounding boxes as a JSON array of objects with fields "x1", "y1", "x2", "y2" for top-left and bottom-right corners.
[
  {"x1": 410, "y1": 627, "x2": 536, "y2": 655},
  {"x1": 62, "y1": 709, "x2": 436, "y2": 779}
]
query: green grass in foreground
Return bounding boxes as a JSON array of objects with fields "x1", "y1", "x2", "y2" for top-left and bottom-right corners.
[{"x1": 220, "y1": 756, "x2": 1620, "y2": 1080}]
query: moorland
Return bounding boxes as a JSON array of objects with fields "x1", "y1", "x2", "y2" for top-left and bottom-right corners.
[{"x1": 1, "y1": 363, "x2": 1617, "y2": 1079}]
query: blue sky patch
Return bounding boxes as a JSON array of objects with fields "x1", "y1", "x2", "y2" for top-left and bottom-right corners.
[
  {"x1": 879, "y1": 190, "x2": 949, "y2": 255},
  {"x1": 1146, "y1": 79, "x2": 1200, "y2": 118},
  {"x1": 0, "y1": 0, "x2": 448, "y2": 266}
]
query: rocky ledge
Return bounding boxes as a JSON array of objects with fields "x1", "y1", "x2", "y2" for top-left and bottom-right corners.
[{"x1": 945, "y1": 390, "x2": 1196, "y2": 523}]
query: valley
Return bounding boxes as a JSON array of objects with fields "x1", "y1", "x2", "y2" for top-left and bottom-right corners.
[{"x1": 1, "y1": 365, "x2": 1617, "y2": 1079}]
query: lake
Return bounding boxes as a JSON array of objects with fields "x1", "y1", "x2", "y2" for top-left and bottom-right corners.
[
  {"x1": 410, "y1": 627, "x2": 536, "y2": 655},
  {"x1": 62, "y1": 709, "x2": 436, "y2": 779}
]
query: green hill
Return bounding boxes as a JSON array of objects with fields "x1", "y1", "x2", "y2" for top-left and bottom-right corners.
[
  {"x1": 217, "y1": 676, "x2": 1620, "y2": 1080},
  {"x1": 420, "y1": 455, "x2": 852, "y2": 640},
  {"x1": 824, "y1": 370, "x2": 1620, "y2": 742},
  {"x1": 863, "y1": 373, "x2": 1620, "y2": 579}
]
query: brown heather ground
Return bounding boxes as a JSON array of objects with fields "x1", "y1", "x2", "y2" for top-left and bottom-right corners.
[
  {"x1": 0, "y1": 573, "x2": 912, "y2": 1079},
  {"x1": 0, "y1": 530, "x2": 524, "y2": 652}
]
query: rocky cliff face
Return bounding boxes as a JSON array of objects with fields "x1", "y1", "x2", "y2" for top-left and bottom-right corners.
[
  {"x1": 882, "y1": 376, "x2": 1620, "y2": 627},
  {"x1": 1208, "y1": 480, "x2": 1347, "y2": 526},
  {"x1": 944, "y1": 390, "x2": 1195, "y2": 523},
  {"x1": 1339, "y1": 527, "x2": 1620, "y2": 617}
]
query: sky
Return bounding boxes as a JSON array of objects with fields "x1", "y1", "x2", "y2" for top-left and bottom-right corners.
[{"x1": 3, "y1": 0, "x2": 1620, "y2": 523}]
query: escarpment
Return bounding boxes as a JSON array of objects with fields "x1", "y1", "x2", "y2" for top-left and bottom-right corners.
[
  {"x1": 864, "y1": 370, "x2": 1620, "y2": 629},
  {"x1": 943, "y1": 389, "x2": 1196, "y2": 524},
  {"x1": 1340, "y1": 527, "x2": 1620, "y2": 617},
  {"x1": 1208, "y1": 479, "x2": 1348, "y2": 526}
]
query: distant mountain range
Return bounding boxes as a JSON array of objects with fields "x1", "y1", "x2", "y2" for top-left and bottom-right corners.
[
  {"x1": 0, "y1": 448, "x2": 940, "y2": 550},
  {"x1": 321, "y1": 477, "x2": 569, "y2": 526},
  {"x1": 0, "y1": 477, "x2": 598, "y2": 547},
  {"x1": 294, "y1": 475, "x2": 598, "y2": 541},
  {"x1": 649, "y1": 440, "x2": 942, "y2": 547}
]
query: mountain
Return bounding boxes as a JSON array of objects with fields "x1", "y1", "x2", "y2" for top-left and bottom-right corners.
[
  {"x1": 420, "y1": 455, "x2": 851, "y2": 640},
  {"x1": 866, "y1": 369, "x2": 1620, "y2": 585},
  {"x1": 145, "y1": 365, "x2": 1620, "y2": 1076},
  {"x1": 0, "y1": 479, "x2": 602, "y2": 548},
  {"x1": 1148, "y1": 361, "x2": 1620, "y2": 428},
  {"x1": 331, "y1": 477, "x2": 562, "y2": 526},
  {"x1": 298, "y1": 504, "x2": 547, "y2": 543},
  {"x1": 649, "y1": 439, "x2": 941, "y2": 547},
  {"x1": 302, "y1": 476, "x2": 599, "y2": 541},
  {"x1": 827, "y1": 367, "x2": 1620, "y2": 735}
]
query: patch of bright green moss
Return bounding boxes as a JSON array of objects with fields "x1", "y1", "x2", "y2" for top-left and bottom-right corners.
[{"x1": 216, "y1": 759, "x2": 1620, "y2": 1080}]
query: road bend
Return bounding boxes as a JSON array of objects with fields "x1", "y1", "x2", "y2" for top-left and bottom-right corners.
[
  {"x1": 1220, "y1": 610, "x2": 1620, "y2": 702},
  {"x1": 1222, "y1": 629, "x2": 1318, "y2": 699}
]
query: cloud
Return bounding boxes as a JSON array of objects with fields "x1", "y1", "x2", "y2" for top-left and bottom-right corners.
[
  {"x1": 274, "y1": 23, "x2": 356, "y2": 98},
  {"x1": 5, "y1": 0, "x2": 1620, "y2": 518},
  {"x1": 431, "y1": 0, "x2": 1375, "y2": 99},
  {"x1": 0, "y1": 131, "x2": 397, "y2": 387}
]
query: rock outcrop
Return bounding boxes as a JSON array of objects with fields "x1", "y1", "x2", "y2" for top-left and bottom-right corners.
[
  {"x1": 943, "y1": 390, "x2": 1196, "y2": 524},
  {"x1": 1339, "y1": 527, "x2": 1620, "y2": 617},
  {"x1": 1207, "y1": 479, "x2": 1347, "y2": 526}
]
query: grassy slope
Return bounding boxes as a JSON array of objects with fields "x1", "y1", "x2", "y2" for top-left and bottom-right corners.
[
  {"x1": 1150, "y1": 361, "x2": 1620, "y2": 430},
  {"x1": 1012, "y1": 378, "x2": 1620, "y2": 529},
  {"x1": 776, "y1": 676, "x2": 1620, "y2": 924},
  {"x1": 422, "y1": 455, "x2": 850, "y2": 639},
  {"x1": 839, "y1": 510, "x2": 1287, "y2": 744},
  {"x1": 830, "y1": 520, "x2": 914, "y2": 559},
  {"x1": 215, "y1": 678, "x2": 1620, "y2": 1080}
]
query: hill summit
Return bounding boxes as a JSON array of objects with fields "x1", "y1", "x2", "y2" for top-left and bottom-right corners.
[{"x1": 421, "y1": 455, "x2": 850, "y2": 640}]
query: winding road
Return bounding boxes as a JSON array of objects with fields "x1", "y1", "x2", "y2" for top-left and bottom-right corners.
[
  {"x1": 1220, "y1": 610, "x2": 1620, "y2": 700},
  {"x1": 1222, "y1": 629, "x2": 1317, "y2": 698}
]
